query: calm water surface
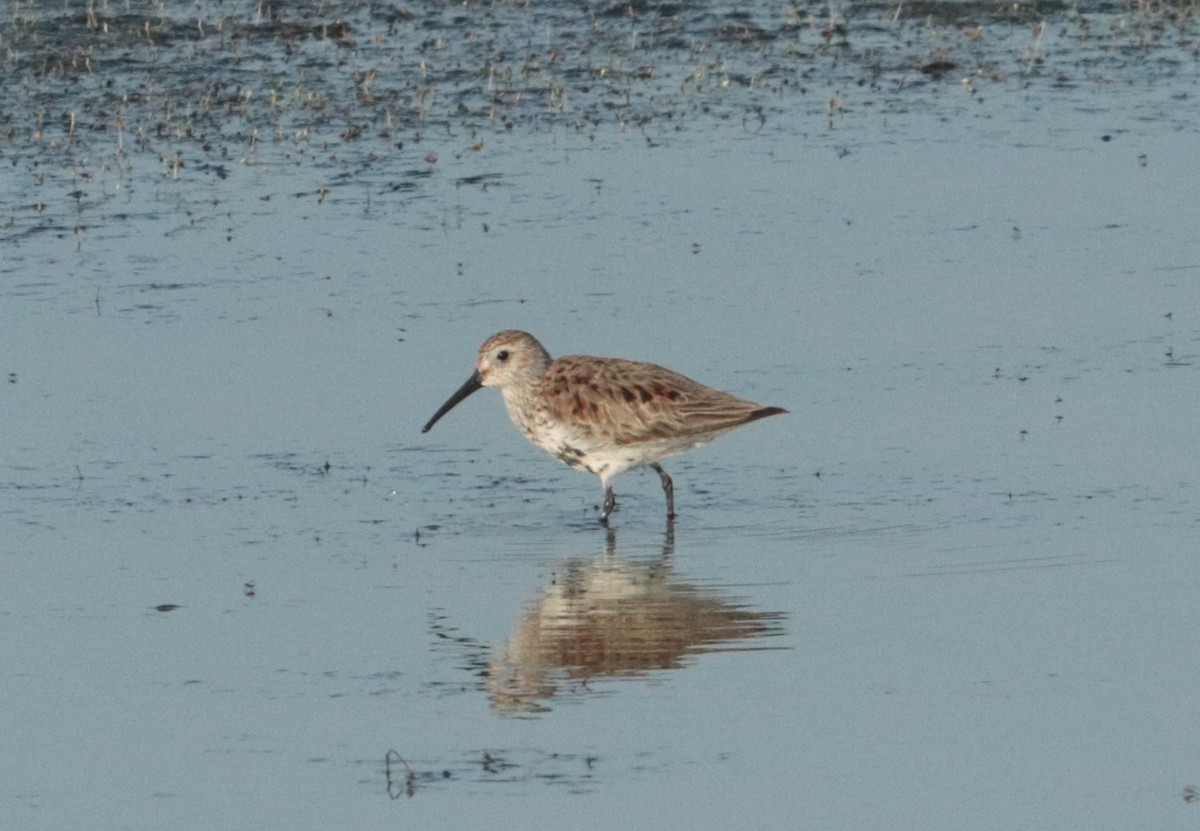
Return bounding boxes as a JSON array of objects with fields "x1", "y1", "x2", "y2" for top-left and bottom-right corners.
[{"x1": 3, "y1": 1, "x2": 1199, "y2": 828}]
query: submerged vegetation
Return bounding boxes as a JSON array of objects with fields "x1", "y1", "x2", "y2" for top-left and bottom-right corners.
[{"x1": 1, "y1": 0, "x2": 1196, "y2": 236}]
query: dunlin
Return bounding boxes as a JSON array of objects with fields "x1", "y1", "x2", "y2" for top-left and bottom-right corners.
[{"x1": 422, "y1": 330, "x2": 786, "y2": 523}]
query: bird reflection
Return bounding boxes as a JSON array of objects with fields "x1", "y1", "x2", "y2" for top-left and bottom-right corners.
[{"x1": 484, "y1": 527, "x2": 787, "y2": 715}]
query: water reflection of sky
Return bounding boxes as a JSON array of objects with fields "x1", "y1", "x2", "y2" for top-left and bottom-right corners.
[{"x1": 3, "y1": 2, "x2": 1200, "y2": 829}]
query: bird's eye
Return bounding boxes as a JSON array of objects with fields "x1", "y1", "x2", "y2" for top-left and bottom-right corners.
[{"x1": 496, "y1": 350, "x2": 510, "y2": 362}]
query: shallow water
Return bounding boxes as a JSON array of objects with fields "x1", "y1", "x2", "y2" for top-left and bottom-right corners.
[{"x1": 3, "y1": 1, "x2": 1200, "y2": 828}]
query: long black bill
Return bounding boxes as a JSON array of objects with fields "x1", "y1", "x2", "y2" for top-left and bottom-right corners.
[{"x1": 422, "y1": 371, "x2": 483, "y2": 433}]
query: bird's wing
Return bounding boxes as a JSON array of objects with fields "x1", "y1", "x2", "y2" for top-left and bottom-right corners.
[{"x1": 540, "y1": 356, "x2": 774, "y2": 447}]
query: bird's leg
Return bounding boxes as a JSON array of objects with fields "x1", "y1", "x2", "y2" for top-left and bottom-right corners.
[
  {"x1": 651, "y1": 464, "x2": 675, "y2": 520},
  {"x1": 601, "y1": 486, "x2": 616, "y2": 524}
]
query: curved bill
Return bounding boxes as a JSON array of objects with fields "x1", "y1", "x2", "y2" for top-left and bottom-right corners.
[{"x1": 422, "y1": 371, "x2": 483, "y2": 433}]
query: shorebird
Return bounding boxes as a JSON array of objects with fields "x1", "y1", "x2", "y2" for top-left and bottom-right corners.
[{"x1": 422, "y1": 330, "x2": 787, "y2": 523}]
